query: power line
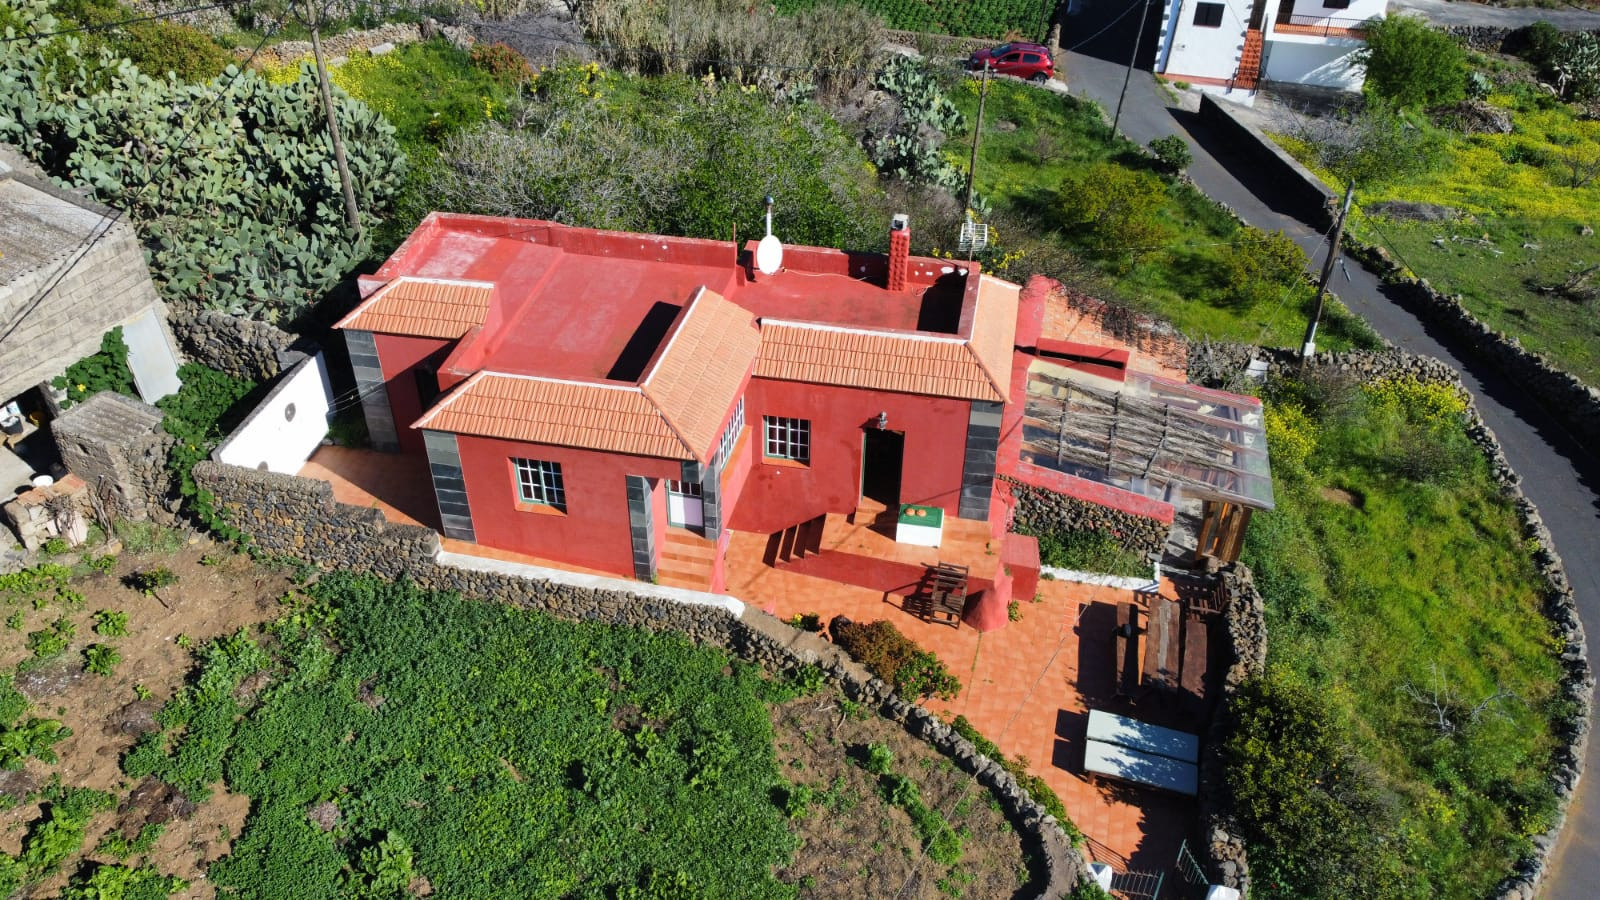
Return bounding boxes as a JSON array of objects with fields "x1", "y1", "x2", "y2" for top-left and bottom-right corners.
[{"x1": 0, "y1": 0, "x2": 247, "y2": 44}]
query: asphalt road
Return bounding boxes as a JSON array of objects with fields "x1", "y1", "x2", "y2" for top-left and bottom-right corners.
[{"x1": 1056, "y1": 51, "x2": 1600, "y2": 897}]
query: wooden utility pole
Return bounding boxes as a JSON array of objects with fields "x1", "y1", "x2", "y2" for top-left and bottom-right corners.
[
  {"x1": 962, "y1": 62, "x2": 991, "y2": 218},
  {"x1": 1112, "y1": 0, "x2": 1154, "y2": 135},
  {"x1": 1301, "y1": 182, "x2": 1356, "y2": 361},
  {"x1": 301, "y1": 0, "x2": 362, "y2": 239}
]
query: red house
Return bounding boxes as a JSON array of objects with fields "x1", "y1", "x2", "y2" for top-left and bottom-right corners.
[{"x1": 335, "y1": 213, "x2": 1018, "y2": 587}]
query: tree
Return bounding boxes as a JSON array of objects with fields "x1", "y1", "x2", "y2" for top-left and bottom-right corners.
[
  {"x1": 1056, "y1": 162, "x2": 1171, "y2": 269},
  {"x1": 1358, "y1": 15, "x2": 1468, "y2": 109}
]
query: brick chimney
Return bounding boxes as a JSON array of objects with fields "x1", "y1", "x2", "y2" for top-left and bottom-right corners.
[{"x1": 888, "y1": 214, "x2": 910, "y2": 292}]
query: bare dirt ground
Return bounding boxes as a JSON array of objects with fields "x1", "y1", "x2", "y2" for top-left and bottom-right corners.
[
  {"x1": 0, "y1": 534, "x2": 292, "y2": 898},
  {"x1": 770, "y1": 691, "x2": 1037, "y2": 900}
]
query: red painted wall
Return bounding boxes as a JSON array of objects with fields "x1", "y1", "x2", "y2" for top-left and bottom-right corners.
[
  {"x1": 728, "y1": 380, "x2": 972, "y2": 534},
  {"x1": 454, "y1": 433, "x2": 681, "y2": 577},
  {"x1": 374, "y1": 333, "x2": 454, "y2": 455}
]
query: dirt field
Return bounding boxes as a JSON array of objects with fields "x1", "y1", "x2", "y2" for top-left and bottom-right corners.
[
  {"x1": 0, "y1": 534, "x2": 1034, "y2": 898},
  {"x1": 0, "y1": 535, "x2": 291, "y2": 898}
]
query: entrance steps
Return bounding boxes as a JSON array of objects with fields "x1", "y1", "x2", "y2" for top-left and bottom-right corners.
[
  {"x1": 657, "y1": 529, "x2": 716, "y2": 590},
  {"x1": 1234, "y1": 29, "x2": 1264, "y2": 89},
  {"x1": 768, "y1": 514, "x2": 826, "y2": 565}
]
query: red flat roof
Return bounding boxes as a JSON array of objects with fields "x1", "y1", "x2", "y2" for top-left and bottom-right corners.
[{"x1": 349, "y1": 213, "x2": 1020, "y2": 456}]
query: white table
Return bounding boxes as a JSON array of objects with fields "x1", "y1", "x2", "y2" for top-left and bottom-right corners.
[
  {"x1": 1084, "y1": 739, "x2": 1198, "y2": 796},
  {"x1": 1087, "y1": 709, "x2": 1200, "y2": 763}
]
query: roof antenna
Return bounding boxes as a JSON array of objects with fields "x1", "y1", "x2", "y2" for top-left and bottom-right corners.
[{"x1": 756, "y1": 195, "x2": 784, "y2": 276}]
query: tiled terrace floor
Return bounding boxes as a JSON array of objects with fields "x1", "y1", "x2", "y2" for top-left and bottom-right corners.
[
  {"x1": 298, "y1": 447, "x2": 1206, "y2": 876},
  {"x1": 725, "y1": 511, "x2": 1206, "y2": 874}
]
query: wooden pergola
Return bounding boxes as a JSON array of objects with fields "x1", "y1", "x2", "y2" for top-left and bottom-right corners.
[{"x1": 1020, "y1": 365, "x2": 1274, "y2": 563}]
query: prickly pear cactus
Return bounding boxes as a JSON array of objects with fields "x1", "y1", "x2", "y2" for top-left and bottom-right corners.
[{"x1": 0, "y1": 0, "x2": 406, "y2": 322}]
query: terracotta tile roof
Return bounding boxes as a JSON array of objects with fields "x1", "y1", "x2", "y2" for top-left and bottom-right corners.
[
  {"x1": 755, "y1": 318, "x2": 1008, "y2": 402},
  {"x1": 333, "y1": 276, "x2": 495, "y2": 339},
  {"x1": 414, "y1": 289, "x2": 756, "y2": 462},
  {"x1": 415, "y1": 373, "x2": 697, "y2": 460},
  {"x1": 967, "y1": 275, "x2": 1020, "y2": 400},
  {"x1": 640, "y1": 289, "x2": 759, "y2": 460}
]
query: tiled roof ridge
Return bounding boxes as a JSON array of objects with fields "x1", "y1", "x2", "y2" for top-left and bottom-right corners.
[
  {"x1": 639, "y1": 288, "x2": 709, "y2": 464},
  {"x1": 965, "y1": 275, "x2": 1018, "y2": 400},
  {"x1": 757, "y1": 316, "x2": 968, "y2": 344}
]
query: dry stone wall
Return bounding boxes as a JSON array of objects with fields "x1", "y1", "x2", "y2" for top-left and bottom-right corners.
[
  {"x1": 169, "y1": 310, "x2": 296, "y2": 382},
  {"x1": 1002, "y1": 476, "x2": 1170, "y2": 558},
  {"x1": 193, "y1": 460, "x2": 1094, "y2": 897}
]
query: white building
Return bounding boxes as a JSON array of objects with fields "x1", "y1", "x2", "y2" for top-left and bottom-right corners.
[{"x1": 1153, "y1": 0, "x2": 1387, "y2": 103}]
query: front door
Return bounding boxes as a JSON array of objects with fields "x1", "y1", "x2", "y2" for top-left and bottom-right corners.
[
  {"x1": 665, "y1": 480, "x2": 704, "y2": 528},
  {"x1": 860, "y1": 429, "x2": 905, "y2": 507}
]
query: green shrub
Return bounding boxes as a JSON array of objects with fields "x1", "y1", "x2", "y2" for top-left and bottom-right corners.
[
  {"x1": 61, "y1": 861, "x2": 187, "y2": 899},
  {"x1": 1224, "y1": 673, "x2": 1410, "y2": 896},
  {"x1": 18, "y1": 786, "x2": 115, "y2": 878},
  {"x1": 26, "y1": 617, "x2": 75, "y2": 660},
  {"x1": 126, "y1": 568, "x2": 178, "y2": 596},
  {"x1": 1057, "y1": 163, "x2": 1172, "y2": 269},
  {"x1": 1026, "y1": 527, "x2": 1149, "y2": 578},
  {"x1": 1359, "y1": 15, "x2": 1467, "y2": 109},
  {"x1": 832, "y1": 620, "x2": 962, "y2": 700},
  {"x1": 865, "y1": 742, "x2": 894, "y2": 775},
  {"x1": 84, "y1": 644, "x2": 121, "y2": 676},
  {"x1": 0, "y1": 717, "x2": 72, "y2": 769},
  {"x1": 1148, "y1": 135, "x2": 1192, "y2": 173},
  {"x1": 122, "y1": 19, "x2": 230, "y2": 83},
  {"x1": 772, "y1": 0, "x2": 1047, "y2": 39},
  {"x1": 53, "y1": 327, "x2": 136, "y2": 410},
  {"x1": 95, "y1": 822, "x2": 165, "y2": 860},
  {"x1": 94, "y1": 609, "x2": 130, "y2": 637}
]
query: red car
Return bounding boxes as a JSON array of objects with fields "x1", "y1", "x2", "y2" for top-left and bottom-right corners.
[{"x1": 967, "y1": 42, "x2": 1054, "y2": 82}]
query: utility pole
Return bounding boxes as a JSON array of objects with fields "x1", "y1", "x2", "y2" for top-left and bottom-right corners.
[
  {"x1": 962, "y1": 62, "x2": 991, "y2": 217},
  {"x1": 1301, "y1": 182, "x2": 1356, "y2": 361},
  {"x1": 1112, "y1": 0, "x2": 1154, "y2": 135},
  {"x1": 299, "y1": 0, "x2": 362, "y2": 239}
]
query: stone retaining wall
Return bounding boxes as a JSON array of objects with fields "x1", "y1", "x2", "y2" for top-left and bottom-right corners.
[
  {"x1": 1194, "y1": 565, "x2": 1267, "y2": 895},
  {"x1": 194, "y1": 460, "x2": 1093, "y2": 896},
  {"x1": 245, "y1": 19, "x2": 475, "y2": 67},
  {"x1": 170, "y1": 310, "x2": 296, "y2": 382},
  {"x1": 1002, "y1": 476, "x2": 1170, "y2": 558},
  {"x1": 1344, "y1": 240, "x2": 1600, "y2": 451},
  {"x1": 1197, "y1": 94, "x2": 1338, "y2": 231},
  {"x1": 1441, "y1": 25, "x2": 1600, "y2": 53},
  {"x1": 1184, "y1": 345, "x2": 1594, "y2": 898}
]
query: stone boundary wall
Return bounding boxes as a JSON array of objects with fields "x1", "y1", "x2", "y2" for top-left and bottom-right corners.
[
  {"x1": 1184, "y1": 345, "x2": 1595, "y2": 898},
  {"x1": 1198, "y1": 94, "x2": 1338, "y2": 231},
  {"x1": 1197, "y1": 87, "x2": 1600, "y2": 468},
  {"x1": 1441, "y1": 25, "x2": 1600, "y2": 53},
  {"x1": 192, "y1": 460, "x2": 1093, "y2": 896},
  {"x1": 1002, "y1": 475, "x2": 1171, "y2": 558},
  {"x1": 245, "y1": 19, "x2": 475, "y2": 67},
  {"x1": 170, "y1": 310, "x2": 296, "y2": 382},
  {"x1": 1194, "y1": 565, "x2": 1267, "y2": 895},
  {"x1": 1344, "y1": 240, "x2": 1600, "y2": 451}
]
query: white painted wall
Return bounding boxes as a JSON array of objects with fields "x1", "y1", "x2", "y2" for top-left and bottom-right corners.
[
  {"x1": 216, "y1": 352, "x2": 333, "y2": 474},
  {"x1": 1280, "y1": 0, "x2": 1385, "y2": 25},
  {"x1": 1160, "y1": 0, "x2": 1255, "y2": 82},
  {"x1": 1263, "y1": 40, "x2": 1365, "y2": 89}
]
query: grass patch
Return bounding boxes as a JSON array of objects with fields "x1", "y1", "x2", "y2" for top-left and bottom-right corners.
[
  {"x1": 125, "y1": 573, "x2": 799, "y2": 897},
  {"x1": 1233, "y1": 371, "x2": 1563, "y2": 896},
  {"x1": 1273, "y1": 88, "x2": 1600, "y2": 385},
  {"x1": 947, "y1": 78, "x2": 1377, "y2": 351},
  {"x1": 771, "y1": 0, "x2": 1050, "y2": 38}
]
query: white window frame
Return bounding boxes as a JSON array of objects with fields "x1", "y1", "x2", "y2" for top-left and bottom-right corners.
[
  {"x1": 512, "y1": 457, "x2": 566, "y2": 511},
  {"x1": 712, "y1": 397, "x2": 746, "y2": 469},
  {"x1": 763, "y1": 416, "x2": 811, "y2": 464}
]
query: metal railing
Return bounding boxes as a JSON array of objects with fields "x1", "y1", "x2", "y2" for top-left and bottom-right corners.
[{"x1": 1278, "y1": 14, "x2": 1371, "y2": 36}]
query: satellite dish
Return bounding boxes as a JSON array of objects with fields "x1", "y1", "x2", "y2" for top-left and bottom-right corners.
[{"x1": 756, "y1": 234, "x2": 784, "y2": 276}]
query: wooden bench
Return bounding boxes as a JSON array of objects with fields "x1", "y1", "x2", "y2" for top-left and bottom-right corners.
[
  {"x1": 1112, "y1": 601, "x2": 1143, "y2": 699},
  {"x1": 924, "y1": 562, "x2": 968, "y2": 628}
]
